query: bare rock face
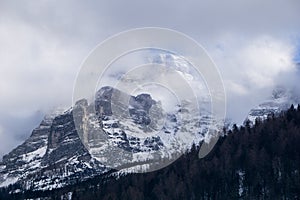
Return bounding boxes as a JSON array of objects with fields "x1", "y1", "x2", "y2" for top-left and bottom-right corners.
[
  {"x1": 129, "y1": 94, "x2": 156, "y2": 125},
  {"x1": 0, "y1": 87, "x2": 166, "y2": 191},
  {"x1": 0, "y1": 113, "x2": 53, "y2": 188},
  {"x1": 0, "y1": 86, "x2": 221, "y2": 191},
  {"x1": 0, "y1": 107, "x2": 106, "y2": 190}
]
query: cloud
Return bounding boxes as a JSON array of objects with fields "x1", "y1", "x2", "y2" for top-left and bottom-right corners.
[
  {"x1": 213, "y1": 34, "x2": 297, "y2": 91},
  {"x1": 0, "y1": 125, "x2": 14, "y2": 161},
  {"x1": 0, "y1": 0, "x2": 299, "y2": 157},
  {"x1": 240, "y1": 37, "x2": 296, "y2": 87},
  {"x1": 0, "y1": 17, "x2": 85, "y2": 112},
  {"x1": 0, "y1": 126, "x2": 4, "y2": 159},
  {"x1": 208, "y1": 34, "x2": 298, "y2": 122},
  {"x1": 0, "y1": 2, "x2": 93, "y2": 156}
]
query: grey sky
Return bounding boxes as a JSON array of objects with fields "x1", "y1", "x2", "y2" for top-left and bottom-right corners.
[{"x1": 0, "y1": 0, "x2": 299, "y2": 158}]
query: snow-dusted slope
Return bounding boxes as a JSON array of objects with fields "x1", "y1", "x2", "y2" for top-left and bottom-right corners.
[
  {"x1": 0, "y1": 85, "x2": 219, "y2": 191},
  {"x1": 246, "y1": 86, "x2": 299, "y2": 124},
  {"x1": 1, "y1": 53, "x2": 297, "y2": 192},
  {"x1": 0, "y1": 107, "x2": 107, "y2": 191},
  {"x1": 0, "y1": 85, "x2": 298, "y2": 191},
  {"x1": 0, "y1": 110, "x2": 60, "y2": 188},
  {"x1": 76, "y1": 86, "x2": 220, "y2": 173}
]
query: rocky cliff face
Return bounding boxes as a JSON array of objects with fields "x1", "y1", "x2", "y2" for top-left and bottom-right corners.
[
  {"x1": 0, "y1": 107, "x2": 106, "y2": 191},
  {"x1": 2, "y1": 85, "x2": 295, "y2": 192},
  {"x1": 0, "y1": 111, "x2": 53, "y2": 188},
  {"x1": 76, "y1": 86, "x2": 214, "y2": 173},
  {"x1": 0, "y1": 86, "x2": 214, "y2": 191}
]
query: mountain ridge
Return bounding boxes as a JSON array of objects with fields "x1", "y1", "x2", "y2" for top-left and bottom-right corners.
[
  {"x1": 0, "y1": 86, "x2": 210, "y2": 191},
  {"x1": 0, "y1": 85, "x2": 298, "y2": 192}
]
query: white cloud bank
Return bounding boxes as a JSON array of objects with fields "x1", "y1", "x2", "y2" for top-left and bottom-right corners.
[
  {"x1": 210, "y1": 34, "x2": 298, "y2": 121},
  {"x1": 213, "y1": 35, "x2": 297, "y2": 92},
  {"x1": 0, "y1": 0, "x2": 299, "y2": 157}
]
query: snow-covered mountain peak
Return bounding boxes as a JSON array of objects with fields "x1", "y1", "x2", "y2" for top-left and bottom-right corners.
[
  {"x1": 246, "y1": 86, "x2": 299, "y2": 124},
  {"x1": 75, "y1": 86, "x2": 218, "y2": 173}
]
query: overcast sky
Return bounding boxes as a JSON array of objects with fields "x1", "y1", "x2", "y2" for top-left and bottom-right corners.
[{"x1": 0, "y1": 0, "x2": 299, "y2": 158}]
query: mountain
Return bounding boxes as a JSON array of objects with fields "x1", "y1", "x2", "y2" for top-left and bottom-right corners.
[
  {"x1": 246, "y1": 86, "x2": 299, "y2": 124},
  {"x1": 0, "y1": 86, "x2": 217, "y2": 192},
  {"x1": 3, "y1": 104, "x2": 300, "y2": 200},
  {"x1": 0, "y1": 106, "x2": 107, "y2": 191},
  {"x1": 0, "y1": 53, "x2": 298, "y2": 195},
  {"x1": 0, "y1": 84, "x2": 297, "y2": 193}
]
